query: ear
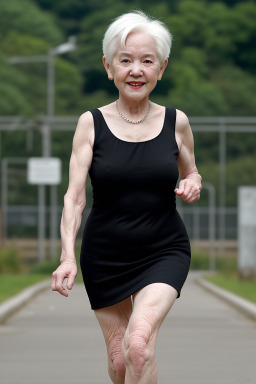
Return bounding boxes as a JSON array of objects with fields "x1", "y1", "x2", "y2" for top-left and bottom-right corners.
[
  {"x1": 103, "y1": 56, "x2": 113, "y2": 80},
  {"x1": 158, "y1": 59, "x2": 168, "y2": 80}
]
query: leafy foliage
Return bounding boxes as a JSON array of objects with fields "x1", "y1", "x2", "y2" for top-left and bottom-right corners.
[
  {"x1": 0, "y1": 0, "x2": 62, "y2": 43},
  {"x1": 2, "y1": 0, "x2": 256, "y2": 116},
  {"x1": 0, "y1": 246, "x2": 24, "y2": 274}
]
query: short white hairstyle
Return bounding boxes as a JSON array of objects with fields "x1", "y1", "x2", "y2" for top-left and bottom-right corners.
[{"x1": 102, "y1": 11, "x2": 172, "y2": 64}]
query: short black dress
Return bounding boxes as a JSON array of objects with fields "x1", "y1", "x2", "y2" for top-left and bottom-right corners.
[{"x1": 80, "y1": 107, "x2": 191, "y2": 310}]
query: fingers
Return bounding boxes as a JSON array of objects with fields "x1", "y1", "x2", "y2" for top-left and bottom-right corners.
[
  {"x1": 174, "y1": 180, "x2": 201, "y2": 203},
  {"x1": 51, "y1": 262, "x2": 77, "y2": 296},
  {"x1": 67, "y1": 272, "x2": 76, "y2": 290},
  {"x1": 66, "y1": 263, "x2": 77, "y2": 290},
  {"x1": 51, "y1": 271, "x2": 68, "y2": 297},
  {"x1": 174, "y1": 183, "x2": 184, "y2": 196},
  {"x1": 174, "y1": 180, "x2": 186, "y2": 197}
]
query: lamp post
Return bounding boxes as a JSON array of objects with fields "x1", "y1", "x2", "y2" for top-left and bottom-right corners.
[{"x1": 8, "y1": 36, "x2": 77, "y2": 260}]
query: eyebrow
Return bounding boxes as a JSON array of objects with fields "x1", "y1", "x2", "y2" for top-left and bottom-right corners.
[{"x1": 118, "y1": 52, "x2": 156, "y2": 59}]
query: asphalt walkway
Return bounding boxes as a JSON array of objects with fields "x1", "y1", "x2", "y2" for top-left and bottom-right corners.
[{"x1": 0, "y1": 272, "x2": 255, "y2": 384}]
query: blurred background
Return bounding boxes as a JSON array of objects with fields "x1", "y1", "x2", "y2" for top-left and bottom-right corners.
[{"x1": 0, "y1": 0, "x2": 256, "y2": 304}]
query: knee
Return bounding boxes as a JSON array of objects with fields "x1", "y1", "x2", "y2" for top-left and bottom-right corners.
[
  {"x1": 122, "y1": 331, "x2": 154, "y2": 378},
  {"x1": 108, "y1": 344, "x2": 126, "y2": 382}
]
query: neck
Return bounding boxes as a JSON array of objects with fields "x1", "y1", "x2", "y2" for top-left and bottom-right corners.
[
  {"x1": 116, "y1": 99, "x2": 151, "y2": 125},
  {"x1": 117, "y1": 96, "x2": 150, "y2": 118}
]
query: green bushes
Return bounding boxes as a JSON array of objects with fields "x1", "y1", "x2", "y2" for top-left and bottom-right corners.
[
  {"x1": 0, "y1": 246, "x2": 25, "y2": 274},
  {"x1": 29, "y1": 250, "x2": 83, "y2": 283},
  {"x1": 29, "y1": 257, "x2": 61, "y2": 275},
  {"x1": 190, "y1": 249, "x2": 237, "y2": 272},
  {"x1": 0, "y1": 246, "x2": 84, "y2": 303},
  {"x1": 190, "y1": 249, "x2": 209, "y2": 270}
]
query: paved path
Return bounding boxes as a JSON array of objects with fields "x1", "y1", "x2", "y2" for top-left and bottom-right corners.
[{"x1": 0, "y1": 272, "x2": 255, "y2": 384}]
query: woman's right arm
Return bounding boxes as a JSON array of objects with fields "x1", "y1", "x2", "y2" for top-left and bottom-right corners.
[{"x1": 51, "y1": 111, "x2": 94, "y2": 297}]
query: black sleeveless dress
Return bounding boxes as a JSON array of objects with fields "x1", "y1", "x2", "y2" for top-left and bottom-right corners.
[{"x1": 80, "y1": 107, "x2": 191, "y2": 310}]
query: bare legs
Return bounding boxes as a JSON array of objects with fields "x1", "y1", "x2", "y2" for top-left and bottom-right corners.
[
  {"x1": 94, "y1": 297, "x2": 133, "y2": 384},
  {"x1": 94, "y1": 283, "x2": 178, "y2": 384}
]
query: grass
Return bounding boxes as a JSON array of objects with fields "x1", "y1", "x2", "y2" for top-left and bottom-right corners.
[
  {"x1": 191, "y1": 248, "x2": 256, "y2": 304},
  {"x1": 0, "y1": 246, "x2": 84, "y2": 304},
  {"x1": 204, "y1": 273, "x2": 256, "y2": 304},
  {"x1": 0, "y1": 274, "x2": 50, "y2": 303}
]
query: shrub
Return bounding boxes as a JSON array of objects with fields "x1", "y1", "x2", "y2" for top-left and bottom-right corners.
[
  {"x1": 190, "y1": 249, "x2": 209, "y2": 270},
  {"x1": 0, "y1": 246, "x2": 24, "y2": 274},
  {"x1": 29, "y1": 257, "x2": 60, "y2": 274}
]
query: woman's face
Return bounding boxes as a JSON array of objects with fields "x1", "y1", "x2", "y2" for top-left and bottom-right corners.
[{"x1": 103, "y1": 31, "x2": 168, "y2": 102}]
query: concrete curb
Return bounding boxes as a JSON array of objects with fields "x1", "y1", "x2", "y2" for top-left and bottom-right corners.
[
  {"x1": 0, "y1": 279, "x2": 51, "y2": 324},
  {"x1": 196, "y1": 276, "x2": 256, "y2": 321}
]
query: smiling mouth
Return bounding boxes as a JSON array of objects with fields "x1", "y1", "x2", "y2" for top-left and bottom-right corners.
[{"x1": 127, "y1": 82, "x2": 145, "y2": 88}]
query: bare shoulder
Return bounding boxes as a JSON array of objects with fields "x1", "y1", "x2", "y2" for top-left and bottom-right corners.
[
  {"x1": 73, "y1": 111, "x2": 95, "y2": 150},
  {"x1": 98, "y1": 102, "x2": 116, "y2": 117},
  {"x1": 174, "y1": 109, "x2": 194, "y2": 151},
  {"x1": 175, "y1": 109, "x2": 191, "y2": 134}
]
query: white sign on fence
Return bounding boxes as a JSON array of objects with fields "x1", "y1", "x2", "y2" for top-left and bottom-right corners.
[
  {"x1": 27, "y1": 157, "x2": 62, "y2": 185},
  {"x1": 238, "y1": 186, "x2": 256, "y2": 275}
]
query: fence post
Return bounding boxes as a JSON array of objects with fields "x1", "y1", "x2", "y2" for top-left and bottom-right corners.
[{"x1": 203, "y1": 182, "x2": 216, "y2": 270}]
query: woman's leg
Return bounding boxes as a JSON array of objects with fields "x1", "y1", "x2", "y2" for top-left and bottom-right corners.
[
  {"x1": 122, "y1": 283, "x2": 178, "y2": 384},
  {"x1": 94, "y1": 297, "x2": 133, "y2": 384}
]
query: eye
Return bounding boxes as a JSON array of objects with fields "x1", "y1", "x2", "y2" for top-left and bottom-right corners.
[
  {"x1": 144, "y1": 59, "x2": 153, "y2": 64},
  {"x1": 121, "y1": 59, "x2": 130, "y2": 63}
]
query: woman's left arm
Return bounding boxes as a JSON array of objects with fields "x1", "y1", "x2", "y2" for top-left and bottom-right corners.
[{"x1": 174, "y1": 110, "x2": 202, "y2": 203}]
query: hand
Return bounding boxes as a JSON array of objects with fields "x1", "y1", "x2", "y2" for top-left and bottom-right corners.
[
  {"x1": 51, "y1": 261, "x2": 77, "y2": 297},
  {"x1": 174, "y1": 179, "x2": 201, "y2": 204}
]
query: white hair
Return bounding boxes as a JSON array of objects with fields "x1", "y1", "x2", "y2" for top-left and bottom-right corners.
[{"x1": 102, "y1": 11, "x2": 172, "y2": 64}]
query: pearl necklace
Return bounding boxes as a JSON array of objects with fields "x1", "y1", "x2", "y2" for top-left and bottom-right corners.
[{"x1": 116, "y1": 100, "x2": 151, "y2": 124}]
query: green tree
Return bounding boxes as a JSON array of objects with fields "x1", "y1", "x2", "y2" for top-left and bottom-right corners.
[
  {"x1": 0, "y1": 55, "x2": 33, "y2": 116},
  {"x1": 0, "y1": 0, "x2": 84, "y2": 116},
  {"x1": 31, "y1": 0, "x2": 256, "y2": 116},
  {"x1": 0, "y1": 0, "x2": 62, "y2": 44},
  {"x1": 212, "y1": 65, "x2": 256, "y2": 116},
  {"x1": 233, "y1": 2, "x2": 256, "y2": 74}
]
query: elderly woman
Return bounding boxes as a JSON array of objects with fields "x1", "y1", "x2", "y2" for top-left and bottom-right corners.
[{"x1": 51, "y1": 10, "x2": 202, "y2": 384}]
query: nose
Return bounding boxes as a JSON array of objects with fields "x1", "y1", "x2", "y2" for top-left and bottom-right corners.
[{"x1": 129, "y1": 61, "x2": 143, "y2": 77}]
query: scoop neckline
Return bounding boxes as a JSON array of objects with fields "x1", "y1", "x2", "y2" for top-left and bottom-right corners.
[{"x1": 97, "y1": 107, "x2": 167, "y2": 144}]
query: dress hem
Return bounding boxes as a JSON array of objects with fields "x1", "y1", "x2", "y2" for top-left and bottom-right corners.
[{"x1": 89, "y1": 278, "x2": 184, "y2": 310}]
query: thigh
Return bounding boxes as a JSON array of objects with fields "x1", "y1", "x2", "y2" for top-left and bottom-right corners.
[
  {"x1": 132, "y1": 282, "x2": 178, "y2": 323},
  {"x1": 125, "y1": 283, "x2": 178, "y2": 345},
  {"x1": 94, "y1": 296, "x2": 133, "y2": 350}
]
